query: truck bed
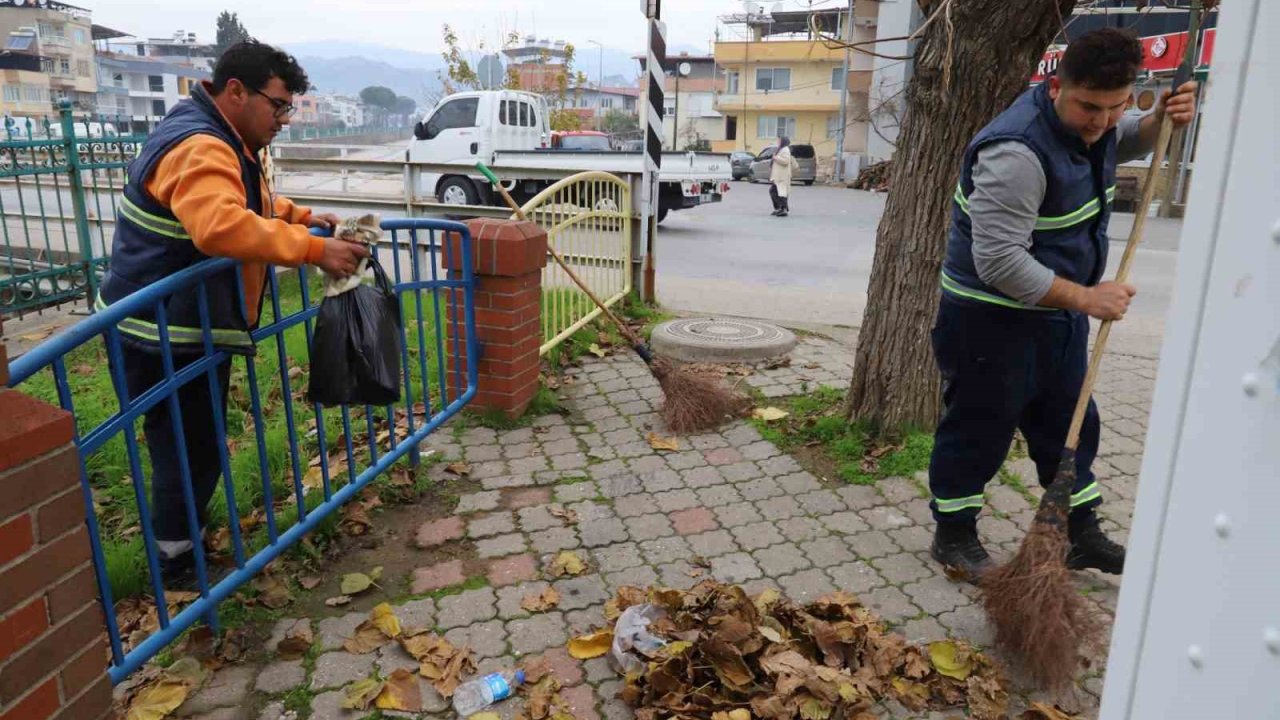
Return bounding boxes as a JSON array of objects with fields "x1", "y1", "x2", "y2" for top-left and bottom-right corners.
[{"x1": 492, "y1": 150, "x2": 733, "y2": 182}]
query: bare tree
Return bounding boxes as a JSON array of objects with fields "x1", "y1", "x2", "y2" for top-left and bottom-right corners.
[{"x1": 845, "y1": 0, "x2": 1076, "y2": 430}]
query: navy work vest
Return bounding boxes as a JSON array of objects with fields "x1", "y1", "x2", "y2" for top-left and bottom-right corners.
[
  {"x1": 98, "y1": 84, "x2": 266, "y2": 354},
  {"x1": 942, "y1": 83, "x2": 1117, "y2": 310}
]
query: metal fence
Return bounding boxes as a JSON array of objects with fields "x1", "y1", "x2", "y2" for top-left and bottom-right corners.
[
  {"x1": 1, "y1": 101, "x2": 146, "y2": 316},
  {"x1": 6, "y1": 220, "x2": 478, "y2": 683},
  {"x1": 517, "y1": 172, "x2": 632, "y2": 355}
]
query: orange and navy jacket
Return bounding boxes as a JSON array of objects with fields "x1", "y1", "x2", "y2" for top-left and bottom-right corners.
[{"x1": 98, "y1": 80, "x2": 322, "y2": 354}]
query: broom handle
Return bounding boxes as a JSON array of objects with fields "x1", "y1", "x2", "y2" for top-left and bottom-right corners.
[
  {"x1": 476, "y1": 162, "x2": 646, "y2": 349},
  {"x1": 1064, "y1": 48, "x2": 1200, "y2": 449}
]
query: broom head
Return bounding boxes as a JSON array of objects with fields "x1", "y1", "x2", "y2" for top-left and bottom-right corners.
[
  {"x1": 652, "y1": 356, "x2": 747, "y2": 434},
  {"x1": 980, "y1": 449, "x2": 1099, "y2": 690}
]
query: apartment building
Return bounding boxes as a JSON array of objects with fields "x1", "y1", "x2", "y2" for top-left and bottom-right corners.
[
  {"x1": 0, "y1": 0, "x2": 97, "y2": 119},
  {"x1": 637, "y1": 54, "x2": 722, "y2": 150}
]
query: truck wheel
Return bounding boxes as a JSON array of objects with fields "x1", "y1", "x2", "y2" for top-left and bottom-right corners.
[
  {"x1": 438, "y1": 176, "x2": 479, "y2": 205},
  {"x1": 657, "y1": 206, "x2": 669, "y2": 224},
  {"x1": 804, "y1": 180, "x2": 814, "y2": 186}
]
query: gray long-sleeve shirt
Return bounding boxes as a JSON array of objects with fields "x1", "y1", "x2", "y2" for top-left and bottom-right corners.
[{"x1": 969, "y1": 113, "x2": 1151, "y2": 304}]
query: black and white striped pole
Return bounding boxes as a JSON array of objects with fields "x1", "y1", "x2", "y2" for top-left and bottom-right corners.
[{"x1": 640, "y1": 0, "x2": 665, "y2": 301}]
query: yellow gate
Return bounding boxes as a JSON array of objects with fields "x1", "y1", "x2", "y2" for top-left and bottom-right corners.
[{"x1": 514, "y1": 171, "x2": 633, "y2": 356}]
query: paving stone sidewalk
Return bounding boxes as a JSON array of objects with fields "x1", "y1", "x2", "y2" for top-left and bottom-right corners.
[{"x1": 174, "y1": 334, "x2": 1156, "y2": 720}]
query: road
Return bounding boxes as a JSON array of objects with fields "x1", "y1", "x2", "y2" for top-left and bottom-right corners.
[{"x1": 656, "y1": 180, "x2": 1184, "y2": 357}]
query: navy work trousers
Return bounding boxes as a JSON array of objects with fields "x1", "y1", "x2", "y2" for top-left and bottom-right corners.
[
  {"x1": 117, "y1": 344, "x2": 231, "y2": 544},
  {"x1": 927, "y1": 295, "x2": 1103, "y2": 523}
]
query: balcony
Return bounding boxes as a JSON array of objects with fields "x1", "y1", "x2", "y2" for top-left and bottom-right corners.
[
  {"x1": 715, "y1": 40, "x2": 844, "y2": 64},
  {"x1": 41, "y1": 36, "x2": 73, "y2": 54}
]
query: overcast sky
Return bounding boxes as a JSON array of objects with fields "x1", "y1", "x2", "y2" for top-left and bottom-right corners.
[{"x1": 78, "y1": 0, "x2": 762, "y2": 57}]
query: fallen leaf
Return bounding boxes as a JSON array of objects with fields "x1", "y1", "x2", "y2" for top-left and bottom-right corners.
[
  {"x1": 372, "y1": 602, "x2": 403, "y2": 638},
  {"x1": 646, "y1": 432, "x2": 680, "y2": 452},
  {"x1": 341, "y1": 676, "x2": 385, "y2": 711},
  {"x1": 299, "y1": 576, "x2": 322, "y2": 590},
  {"x1": 521, "y1": 587, "x2": 562, "y2": 613},
  {"x1": 344, "y1": 621, "x2": 390, "y2": 654},
  {"x1": 341, "y1": 503, "x2": 373, "y2": 536},
  {"x1": 252, "y1": 575, "x2": 293, "y2": 610},
  {"x1": 325, "y1": 595, "x2": 353, "y2": 607},
  {"x1": 341, "y1": 572, "x2": 377, "y2": 595},
  {"x1": 548, "y1": 551, "x2": 588, "y2": 578},
  {"x1": 288, "y1": 365, "x2": 304, "y2": 380},
  {"x1": 521, "y1": 657, "x2": 553, "y2": 684},
  {"x1": 300, "y1": 466, "x2": 325, "y2": 493},
  {"x1": 753, "y1": 406, "x2": 790, "y2": 422},
  {"x1": 471, "y1": 714, "x2": 501, "y2": 720},
  {"x1": 1021, "y1": 703, "x2": 1080, "y2": 720},
  {"x1": 929, "y1": 640, "x2": 973, "y2": 680},
  {"x1": 588, "y1": 343, "x2": 607, "y2": 358},
  {"x1": 125, "y1": 680, "x2": 189, "y2": 720},
  {"x1": 445, "y1": 462, "x2": 473, "y2": 477},
  {"x1": 799, "y1": 696, "x2": 833, "y2": 720},
  {"x1": 568, "y1": 630, "x2": 614, "y2": 659},
  {"x1": 276, "y1": 620, "x2": 314, "y2": 660},
  {"x1": 375, "y1": 669, "x2": 423, "y2": 712},
  {"x1": 686, "y1": 567, "x2": 705, "y2": 578},
  {"x1": 548, "y1": 505, "x2": 579, "y2": 525}
]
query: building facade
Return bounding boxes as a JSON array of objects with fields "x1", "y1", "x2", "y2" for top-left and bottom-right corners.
[
  {"x1": 713, "y1": 4, "x2": 880, "y2": 177},
  {"x1": 637, "y1": 54, "x2": 722, "y2": 150},
  {"x1": 94, "y1": 53, "x2": 208, "y2": 132},
  {"x1": 0, "y1": 0, "x2": 97, "y2": 119}
]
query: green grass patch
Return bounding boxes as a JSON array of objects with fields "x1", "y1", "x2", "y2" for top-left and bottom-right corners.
[
  {"x1": 398, "y1": 575, "x2": 489, "y2": 606},
  {"x1": 750, "y1": 385, "x2": 934, "y2": 486}
]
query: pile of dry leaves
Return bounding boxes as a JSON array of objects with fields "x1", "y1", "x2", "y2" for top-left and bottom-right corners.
[{"x1": 600, "y1": 582, "x2": 1010, "y2": 720}]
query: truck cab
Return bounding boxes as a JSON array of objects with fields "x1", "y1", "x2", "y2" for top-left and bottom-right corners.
[{"x1": 409, "y1": 90, "x2": 549, "y2": 205}]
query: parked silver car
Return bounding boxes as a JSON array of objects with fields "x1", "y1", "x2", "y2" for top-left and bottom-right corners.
[{"x1": 749, "y1": 143, "x2": 817, "y2": 185}]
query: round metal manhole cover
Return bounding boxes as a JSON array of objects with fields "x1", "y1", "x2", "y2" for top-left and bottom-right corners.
[{"x1": 650, "y1": 318, "x2": 798, "y2": 364}]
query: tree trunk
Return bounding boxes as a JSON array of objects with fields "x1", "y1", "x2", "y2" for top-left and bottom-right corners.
[{"x1": 846, "y1": 0, "x2": 1077, "y2": 430}]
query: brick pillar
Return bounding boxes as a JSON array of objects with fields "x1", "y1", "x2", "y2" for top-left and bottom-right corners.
[
  {"x1": 0, "y1": 319, "x2": 113, "y2": 720},
  {"x1": 445, "y1": 218, "x2": 548, "y2": 418}
]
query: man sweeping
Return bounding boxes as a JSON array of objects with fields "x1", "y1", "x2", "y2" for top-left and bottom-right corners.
[
  {"x1": 928, "y1": 28, "x2": 1198, "y2": 580},
  {"x1": 96, "y1": 41, "x2": 367, "y2": 586}
]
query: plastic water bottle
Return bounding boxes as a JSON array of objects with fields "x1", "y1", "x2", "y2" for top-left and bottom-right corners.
[{"x1": 451, "y1": 669, "x2": 526, "y2": 717}]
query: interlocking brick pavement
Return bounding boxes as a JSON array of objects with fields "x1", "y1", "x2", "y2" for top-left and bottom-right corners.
[{"x1": 189, "y1": 336, "x2": 1155, "y2": 719}]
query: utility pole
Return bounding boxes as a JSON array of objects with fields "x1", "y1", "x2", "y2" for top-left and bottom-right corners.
[
  {"x1": 835, "y1": 0, "x2": 853, "y2": 182},
  {"x1": 639, "y1": 0, "x2": 666, "y2": 301}
]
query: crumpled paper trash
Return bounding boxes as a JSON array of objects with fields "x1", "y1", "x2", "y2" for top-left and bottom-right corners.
[
  {"x1": 323, "y1": 212, "x2": 381, "y2": 297},
  {"x1": 610, "y1": 603, "x2": 668, "y2": 674}
]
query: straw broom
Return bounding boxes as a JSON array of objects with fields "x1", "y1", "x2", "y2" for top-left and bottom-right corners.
[{"x1": 474, "y1": 162, "x2": 745, "y2": 434}]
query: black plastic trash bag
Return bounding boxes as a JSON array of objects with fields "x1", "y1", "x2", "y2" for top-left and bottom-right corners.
[{"x1": 308, "y1": 255, "x2": 403, "y2": 406}]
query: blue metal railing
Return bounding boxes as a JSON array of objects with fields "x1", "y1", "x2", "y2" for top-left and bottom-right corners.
[{"x1": 7, "y1": 219, "x2": 478, "y2": 683}]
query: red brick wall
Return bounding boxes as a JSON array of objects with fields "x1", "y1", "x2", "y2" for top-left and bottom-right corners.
[
  {"x1": 0, "y1": 320, "x2": 112, "y2": 720},
  {"x1": 445, "y1": 219, "x2": 549, "y2": 418}
]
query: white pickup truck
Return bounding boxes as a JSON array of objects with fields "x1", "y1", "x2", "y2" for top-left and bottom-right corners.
[{"x1": 407, "y1": 90, "x2": 731, "y2": 222}]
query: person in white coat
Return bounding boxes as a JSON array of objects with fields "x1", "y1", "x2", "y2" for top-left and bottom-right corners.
[{"x1": 769, "y1": 136, "x2": 799, "y2": 217}]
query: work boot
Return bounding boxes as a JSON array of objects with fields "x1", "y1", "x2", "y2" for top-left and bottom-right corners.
[
  {"x1": 1066, "y1": 513, "x2": 1126, "y2": 575},
  {"x1": 931, "y1": 521, "x2": 994, "y2": 583}
]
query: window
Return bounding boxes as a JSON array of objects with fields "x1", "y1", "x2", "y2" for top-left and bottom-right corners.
[
  {"x1": 37, "y1": 22, "x2": 56, "y2": 38},
  {"x1": 3, "y1": 85, "x2": 20, "y2": 102},
  {"x1": 526, "y1": 102, "x2": 538, "y2": 128},
  {"x1": 499, "y1": 100, "x2": 515, "y2": 125},
  {"x1": 518, "y1": 101, "x2": 529, "y2": 126},
  {"x1": 725, "y1": 70, "x2": 739, "y2": 95},
  {"x1": 755, "y1": 68, "x2": 791, "y2": 92},
  {"x1": 831, "y1": 67, "x2": 845, "y2": 91},
  {"x1": 663, "y1": 99, "x2": 675, "y2": 117},
  {"x1": 23, "y1": 85, "x2": 48, "y2": 103},
  {"x1": 59, "y1": 59, "x2": 71, "y2": 75},
  {"x1": 148, "y1": 75, "x2": 164, "y2": 93},
  {"x1": 601, "y1": 97, "x2": 614, "y2": 109},
  {"x1": 425, "y1": 97, "x2": 479, "y2": 137},
  {"x1": 725, "y1": 115, "x2": 737, "y2": 141},
  {"x1": 73, "y1": 28, "x2": 87, "y2": 45},
  {"x1": 77, "y1": 60, "x2": 89, "y2": 77},
  {"x1": 757, "y1": 115, "x2": 796, "y2": 139},
  {"x1": 40, "y1": 58, "x2": 54, "y2": 73},
  {"x1": 827, "y1": 114, "x2": 840, "y2": 138},
  {"x1": 112, "y1": 73, "x2": 124, "y2": 88}
]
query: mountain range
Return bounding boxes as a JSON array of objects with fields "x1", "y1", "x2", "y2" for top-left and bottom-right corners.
[{"x1": 281, "y1": 39, "x2": 704, "y2": 104}]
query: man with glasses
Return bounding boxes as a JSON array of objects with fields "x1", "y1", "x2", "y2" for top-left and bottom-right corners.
[{"x1": 97, "y1": 41, "x2": 368, "y2": 586}]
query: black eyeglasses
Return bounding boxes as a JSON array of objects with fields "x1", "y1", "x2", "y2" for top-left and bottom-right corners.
[{"x1": 249, "y1": 87, "x2": 296, "y2": 119}]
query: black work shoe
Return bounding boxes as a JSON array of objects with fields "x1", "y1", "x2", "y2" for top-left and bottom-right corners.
[
  {"x1": 1066, "y1": 515, "x2": 1126, "y2": 575},
  {"x1": 159, "y1": 551, "x2": 198, "y2": 591},
  {"x1": 931, "y1": 521, "x2": 994, "y2": 584}
]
